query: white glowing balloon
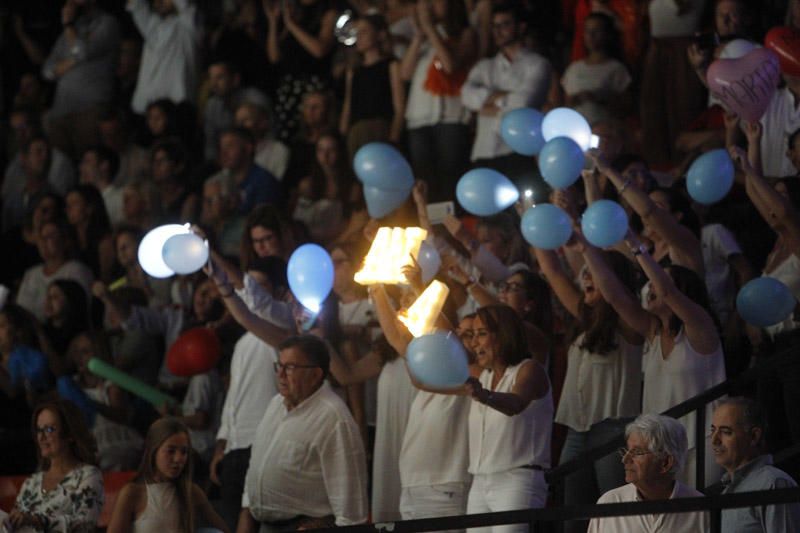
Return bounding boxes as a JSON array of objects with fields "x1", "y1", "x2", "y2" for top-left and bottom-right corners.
[
  {"x1": 138, "y1": 224, "x2": 190, "y2": 278},
  {"x1": 162, "y1": 233, "x2": 209, "y2": 275},
  {"x1": 542, "y1": 107, "x2": 592, "y2": 151}
]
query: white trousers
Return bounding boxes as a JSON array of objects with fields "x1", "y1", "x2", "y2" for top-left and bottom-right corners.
[
  {"x1": 466, "y1": 469, "x2": 547, "y2": 533},
  {"x1": 399, "y1": 481, "x2": 470, "y2": 533}
]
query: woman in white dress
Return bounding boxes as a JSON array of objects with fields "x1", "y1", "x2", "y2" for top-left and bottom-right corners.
[{"x1": 731, "y1": 126, "x2": 800, "y2": 448}]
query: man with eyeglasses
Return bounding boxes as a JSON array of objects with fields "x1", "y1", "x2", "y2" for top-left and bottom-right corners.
[
  {"x1": 588, "y1": 414, "x2": 708, "y2": 532},
  {"x1": 237, "y1": 335, "x2": 368, "y2": 533},
  {"x1": 460, "y1": 2, "x2": 551, "y2": 182},
  {"x1": 712, "y1": 397, "x2": 800, "y2": 533}
]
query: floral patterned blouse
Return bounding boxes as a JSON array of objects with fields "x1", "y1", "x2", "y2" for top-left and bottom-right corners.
[{"x1": 14, "y1": 464, "x2": 103, "y2": 532}]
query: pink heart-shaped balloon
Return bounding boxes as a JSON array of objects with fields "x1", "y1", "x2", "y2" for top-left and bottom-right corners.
[{"x1": 707, "y1": 48, "x2": 781, "y2": 122}]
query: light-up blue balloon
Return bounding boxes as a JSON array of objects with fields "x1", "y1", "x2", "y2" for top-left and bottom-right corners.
[
  {"x1": 686, "y1": 149, "x2": 734, "y2": 205},
  {"x1": 500, "y1": 108, "x2": 545, "y2": 156},
  {"x1": 538, "y1": 137, "x2": 585, "y2": 189},
  {"x1": 363, "y1": 184, "x2": 411, "y2": 219},
  {"x1": 406, "y1": 332, "x2": 469, "y2": 387},
  {"x1": 581, "y1": 200, "x2": 629, "y2": 248},
  {"x1": 736, "y1": 277, "x2": 796, "y2": 327},
  {"x1": 521, "y1": 204, "x2": 573, "y2": 250},
  {"x1": 353, "y1": 142, "x2": 414, "y2": 191},
  {"x1": 456, "y1": 168, "x2": 519, "y2": 216},
  {"x1": 541, "y1": 107, "x2": 592, "y2": 151},
  {"x1": 287, "y1": 244, "x2": 334, "y2": 313},
  {"x1": 162, "y1": 233, "x2": 209, "y2": 275}
]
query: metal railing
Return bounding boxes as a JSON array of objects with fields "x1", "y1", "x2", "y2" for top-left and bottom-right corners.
[
  {"x1": 547, "y1": 346, "x2": 798, "y2": 490},
  {"x1": 315, "y1": 488, "x2": 800, "y2": 533}
]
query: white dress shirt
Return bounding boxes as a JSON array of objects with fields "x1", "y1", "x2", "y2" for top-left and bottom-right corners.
[
  {"x1": 128, "y1": 0, "x2": 201, "y2": 113},
  {"x1": 242, "y1": 381, "x2": 368, "y2": 525},
  {"x1": 216, "y1": 331, "x2": 278, "y2": 453},
  {"x1": 461, "y1": 48, "x2": 552, "y2": 161}
]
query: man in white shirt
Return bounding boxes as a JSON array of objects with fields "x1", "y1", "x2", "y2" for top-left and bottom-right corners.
[
  {"x1": 588, "y1": 414, "x2": 709, "y2": 533},
  {"x1": 461, "y1": 2, "x2": 551, "y2": 181},
  {"x1": 209, "y1": 256, "x2": 294, "y2": 530},
  {"x1": 127, "y1": 0, "x2": 200, "y2": 114},
  {"x1": 238, "y1": 335, "x2": 368, "y2": 532}
]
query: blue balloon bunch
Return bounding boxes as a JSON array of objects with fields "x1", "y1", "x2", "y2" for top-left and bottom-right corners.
[
  {"x1": 500, "y1": 108, "x2": 545, "y2": 156},
  {"x1": 287, "y1": 244, "x2": 334, "y2": 313},
  {"x1": 406, "y1": 332, "x2": 470, "y2": 387},
  {"x1": 456, "y1": 168, "x2": 519, "y2": 216},
  {"x1": 736, "y1": 277, "x2": 796, "y2": 327},
  {"x1": 686, "y1": 149, "x2": 734, "y2": 205},
  {"x1": 521, "y1": 204, "x2": 573, "y2": 249},
  {"x1": 354, "y1": 143, "x2": 414, "y2": 218},
  {"x1": 581, "y1": 200, "x2": 629, "y2": 248}
]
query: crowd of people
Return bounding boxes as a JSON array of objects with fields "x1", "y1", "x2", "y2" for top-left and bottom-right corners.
[{"x1": 2, "y1": 0, "x2": 800, "y2": 531}]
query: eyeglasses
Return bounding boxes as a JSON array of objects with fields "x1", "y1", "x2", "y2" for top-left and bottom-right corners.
[
  {"x1": 274, "y1": 361, "x2": 319, "y2": 374},
  {"x1": 36, "y1": 425, "x2": 57, "y2": 436},
  {"x1": 618, "y1": 447, "x2": 653, "y2": 459},
  {"x1": 498, "y1": 281, "x2": 524, "y2": 293}
]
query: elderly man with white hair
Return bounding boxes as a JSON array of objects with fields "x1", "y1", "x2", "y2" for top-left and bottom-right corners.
[{"x1": 587, "y1": 414, "x2": 709, "y2": 533}]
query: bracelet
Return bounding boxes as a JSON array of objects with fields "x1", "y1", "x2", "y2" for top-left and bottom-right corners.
[
  {"x1": 617, "y1": 178, "x2": 632, "y2": 194},
  {"x1": 630, "y1": 243, "x2": 647, "y2": 257}
]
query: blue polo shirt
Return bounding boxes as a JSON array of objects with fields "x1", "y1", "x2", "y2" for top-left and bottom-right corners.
[{"x1": 239, "y1": 164, "x2": 282, "y2": 214}]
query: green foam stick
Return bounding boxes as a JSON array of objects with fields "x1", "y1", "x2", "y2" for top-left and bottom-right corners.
[{"x1": 87, "y1": 358, "x2": 176, "y2": 409}]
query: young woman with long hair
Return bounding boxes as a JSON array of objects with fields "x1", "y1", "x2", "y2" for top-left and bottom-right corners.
[{"x1": 107, "y1": 418, "x2": 228, "y2": 533}]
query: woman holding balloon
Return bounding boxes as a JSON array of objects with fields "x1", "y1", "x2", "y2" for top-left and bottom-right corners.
[
  {"x1": 729, "y1": 124, "x2": 800, "y2": 447},
  {"x1": 464, "y1": 305, "x2": 553, "y2": 527},
  {"x1": 574, "y1": 227, "x2": 724, "y2": 486},
  {"x1": 533, "y1": 242, "x2": 642, "y2": 522},
  {"x1": 588, "y1": 149, "x2": 705, "y2": 276}
]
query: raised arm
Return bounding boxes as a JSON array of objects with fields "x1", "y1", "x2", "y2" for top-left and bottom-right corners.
[
  {"x1": 207, "y1": 258, "x2": 292, "y2": 347},
  {"x1": 367, "y1": 284, "x2": 412, "y2": 354},
  {"x1": 282, "y1": 6, "x2": 335, "y2": 59},
  {"x1": 533, "y1": 247, "x2": 582, "y2": 319},
  {"x1": 731, "y1": 149, "x2": 800, "y2": 257},
  {"x1": 626, "y1": 232, "x2": 720, "y2": 355},
  {"x1": 389, "y1": 61, "x2": 407, "y2": 143},
  {"x1": 578, "y1": 233, "x2": 655, "y2": 338},
  {"x1": 416, "y1": 0, "x2": 476, "y2": 75},
  {"x1": 588, "y1": 150, "x2": 704, "y2": 275}
]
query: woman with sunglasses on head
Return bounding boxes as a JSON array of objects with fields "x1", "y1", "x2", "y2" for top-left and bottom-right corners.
[
  {"x1": 6, "y1": 398, "x2": 103, "y2": 533},
  {"x1": 574, "y1": 225, "x2": 724, "y2": 486}
]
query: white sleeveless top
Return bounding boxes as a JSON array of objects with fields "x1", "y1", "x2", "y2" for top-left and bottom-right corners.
[
  {"x1": 468, "y1": 359, "x2": 553, "y2": 474},
  {"x1": 764, "y1": 253, "x2": 800, "y2": 338},
  {"x1": 555, "y1": 333, "x2": 642, "y2": 432},
  {"x1": 371, "y1": 358, "x2": 417, "y2": 522},
  {"x1": 643, "y1": 328, "x2": 725, "y2": 449},
  {"x1": 132, "y1": 483, "x2": 181, "y2": 533},
  {"x1": 399, "y1": 391, "x2": 471, "y2": 488}
]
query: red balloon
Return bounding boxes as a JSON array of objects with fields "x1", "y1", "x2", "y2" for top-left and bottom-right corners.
[
  {"x1": 766, "y1": 26, "x2": 800, "y2": 78},
  {"x1": 167, "y1": 327, "x2": 221, "y2": 377}
]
